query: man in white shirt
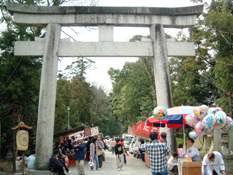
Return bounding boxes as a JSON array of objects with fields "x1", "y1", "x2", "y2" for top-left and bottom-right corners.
[
  {"x1": 26, "y1": 150, "x2": 36, "y2": 169},
  {"x1": 202, "y1": 151, "x2": 226, "y2": 175},
  {"x1": 186, "y1": 137, "x2": 201, "y2": 161}
]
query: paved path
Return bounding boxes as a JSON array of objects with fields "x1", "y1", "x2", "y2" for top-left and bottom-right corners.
[{"x1": 70, "y1": 151, "x2": 151, "y2": 175}]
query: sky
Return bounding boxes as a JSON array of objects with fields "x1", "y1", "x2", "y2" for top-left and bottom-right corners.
[{"x1": 59, "y1": 0, "x2": 200, "y2": 93}]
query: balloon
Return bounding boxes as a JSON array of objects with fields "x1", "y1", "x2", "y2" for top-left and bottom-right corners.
[
  {"x1": 207, "y1": 107, "x2": 222, "y2": 114},
  {"x1": 189, "y1": 131, "x2": 198, "y2": 140},
  {"x1": 214, "y1": 111, "x2": 227, "y2": 128},
  {"x1": 153, "y1": 105, "x2": 167, "y2": 118},
  {"x1": 199, "y1": 105, "x2": 209, "y2": 119},
  {"x1": 193, "y1": 107, "x2": 201, "y2": 119},
  {"x1": 195, "y1": 121, "x2": 204, "y2": 135},
  {"x1": 202, "y1": 114, "x2": 216, "y2": 130},
  {"x1": 185, "y1": 114, "x2": 198, "y2": 127}
]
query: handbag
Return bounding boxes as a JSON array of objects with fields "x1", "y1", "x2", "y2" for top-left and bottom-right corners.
[{"x1": 96, "y1": 148, "x2": 103, "y2": 156}]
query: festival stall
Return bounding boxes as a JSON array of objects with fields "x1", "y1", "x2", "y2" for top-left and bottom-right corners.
[
  {"x1": 151, "y1": 105, "x2": 233, "y2": 148},
  {"x1": 128, "y1": 105, "x2": 233, "y2": 174},
  {"x1": 150, "y1": 105, "x2": 233, "y2": 175}
]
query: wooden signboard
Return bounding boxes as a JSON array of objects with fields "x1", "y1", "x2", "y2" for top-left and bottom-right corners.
[{"x1": 16, "y1": 130, "x2": 29, "y2": 151}]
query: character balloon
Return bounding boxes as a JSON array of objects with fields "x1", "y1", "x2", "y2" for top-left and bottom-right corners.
[
  {"x1": 185, "y1": 114, "x2": 198, "y2": 127},
  {"x1": 153, "y1": 105, "x2": 167, "y2": 119},
  {"x1": 214, "y1": 111, "x2": 227, "y2": 129},
  {"x1": 189, "y1": 131, "x2": 198, "y2": 140},
  {"x1": 202, "y1": 114, "x2": 216, "y2": 130}
]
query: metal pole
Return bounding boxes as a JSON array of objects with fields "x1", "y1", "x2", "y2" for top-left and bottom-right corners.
[
  {"x1": 183, "y1": 118, "x2": 186, "y2": 151},
  {"x1": 12, "y1": 131, "x2": 16, "y2": 172},
  {"x1": 67, "y1": 106, "x2": 70, "y2": 129},
  {"x1": 22, "y1": 152, "x2": 25, "y2": 175}
]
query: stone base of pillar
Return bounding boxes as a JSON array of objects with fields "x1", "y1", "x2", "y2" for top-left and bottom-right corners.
[
  {"x1": 224, "y1": 155, "x2": 233, "y2": 174},
  {"x1": 27, "y1": 169, "x2": 52, "y2": 175}
]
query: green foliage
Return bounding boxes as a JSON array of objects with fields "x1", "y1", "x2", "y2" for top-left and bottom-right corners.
[
  {"x1": 206, "y1": 1, "x2": 233, "y2": 115},
  {"x1": 55, "y1": 76, "x2": 93, "y2": 133},
  {"x1": 64, "y1": 58, "x2": 94, "y2": 79},
  {"x1": 55, "y1": 76, "x2": 116, "y2": 136},
  {"x1": 169, "y1": 55, "x2": 215, "y2": 106},
  {"x1": 109, "y1": 58, "x2": 155, "y2": 128},
  {"x1": 0, "y1": 0, "x2": 43, "y2": 154},
  {"x1": 187, "y1": 0, "x2": 233, "y2": 116}
]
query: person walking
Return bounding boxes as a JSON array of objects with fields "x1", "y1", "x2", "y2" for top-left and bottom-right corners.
[
  {"x1": 74, "y1": 139, "x2": 87, "y2": 175},
  {"x1": 202, "y1": 151, "x2": 226, "y2": 175},
  {"x1": 96, "y1": 135, "x2": 105, "y2": 168},
  {"x1": 110, "y1": 137, "x2": 116, "y2": 154},
  {"x1": 115, "y1": 138, "x2": 125, "y2": 170},
  {"x1": 89, "y1": 138, "x2": 99, "y2": 170},
  {"x1": 143, "y1": 132, "x2": 169, "y2": 175}
]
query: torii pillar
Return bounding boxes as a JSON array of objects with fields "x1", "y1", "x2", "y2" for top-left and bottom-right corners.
[
  {"x1": 150, "y1": 24, "x2": 175, "y2": 153},
  {"x1": 35, "y1": 24, "x2": 61, "y2": 169}
]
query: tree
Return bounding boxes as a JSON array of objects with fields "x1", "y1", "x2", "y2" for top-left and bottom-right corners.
[
  {"x1": 0, "y1": 0, "x2": 44, "y2": 157},
  {"x1": 109, "y1": 58, "x2": 155, "y2": 129},
  {"x1": 191, "y1": 0, "x2": 233, "y2": 115}
]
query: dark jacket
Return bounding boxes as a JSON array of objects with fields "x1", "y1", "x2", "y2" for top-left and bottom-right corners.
[
  {"x1": 115, "y1": 143, "x2": 124, "y2": 155},
  {"x1": 75, "y1": 143, "x2": 87, "y2": 160}
]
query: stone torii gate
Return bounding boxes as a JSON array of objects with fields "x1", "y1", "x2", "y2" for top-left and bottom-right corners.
[{"x1": 7, "y1": 4, "x2": 203, "y2": 169}]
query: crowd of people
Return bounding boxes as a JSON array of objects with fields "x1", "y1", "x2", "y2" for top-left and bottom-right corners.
[
  {"x1": 16, "y1": 131, "x2": 226, "y2": 175},
  {"x1": 48, "y1": 134, "x2": 107, "y2": 175}
]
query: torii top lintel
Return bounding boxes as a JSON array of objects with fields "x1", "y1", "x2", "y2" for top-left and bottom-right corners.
[{"x1": 7, "y1": 3, "x2": 203, "y2": 28}]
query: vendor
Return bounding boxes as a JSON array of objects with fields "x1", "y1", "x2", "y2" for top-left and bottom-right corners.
[
  {"x1": 185, "y1": 137, "x2": 201, "y2": 161},
  {"x1": 202, "y1": 151, "x2": 225, "y2": 175}
]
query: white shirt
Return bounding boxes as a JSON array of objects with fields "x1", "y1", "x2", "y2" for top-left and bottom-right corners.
[
  {"x1": 26, "y1": 154, "x2": 36, "y2": 169},
  {"x1": 186, "y1": 146, "x2": 201, "y2": 161},
  {"x1": 167, "y1": 156, "x2": 178, "y2": 170},
  {"x1": 202, "y1": 151, "x2": 225, "y2": 175}
]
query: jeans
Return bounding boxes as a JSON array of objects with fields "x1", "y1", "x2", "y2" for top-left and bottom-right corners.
[
  {"x1": 98, "y1": 155, "x2": 103, "y2": 168},
  {"x1": 95, "y1": 154, "x2": 99, "y2": 170},
  {"x1": 152, "y1": 169, "x2": 168, "y2": 175}
]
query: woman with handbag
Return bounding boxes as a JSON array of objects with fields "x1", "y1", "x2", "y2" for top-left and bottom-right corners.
[
  {"x1": 90, "y1": 138, "x2": 99, "y2": 170},
  {"x1": 96, "y1": 135, "x2": 105, "y2": 168}
]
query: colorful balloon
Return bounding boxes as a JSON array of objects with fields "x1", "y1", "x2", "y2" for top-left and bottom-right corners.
[
  {"x1": 202, "y1": 114, "x2": 216, "y2": 129},
  {"x1": 199, "y1": 105, "x2": 209, "y2": 119},
  {"x1": 189, "y1": 131, "x2": 198, "y2": 140},
  {"x1": 193, "y1": 107, "x2": 201, "y2": 119},
  {"x1": 214, "y1": 111, "x2": 227, "y2": 129},
  {"x1": 195, "y1": 121, "x2": 204, "y2": 135},
  {"x1": 153, "y1": 105, "x2": 167, "y2": 118},
  {"x1": 185, "y1": 114, "x2": 198, "y2": 127}
]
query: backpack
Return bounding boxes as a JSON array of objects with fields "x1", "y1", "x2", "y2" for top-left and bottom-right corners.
[{"x1": 116, "y1": 144, "x2": 123, "y2": 154}]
